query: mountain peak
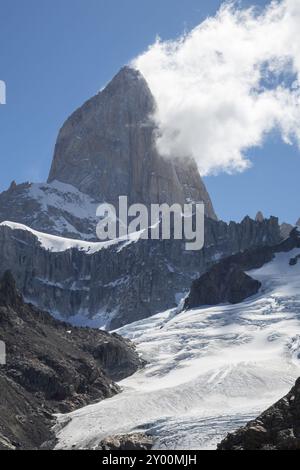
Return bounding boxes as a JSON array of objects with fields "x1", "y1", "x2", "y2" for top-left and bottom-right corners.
[
  {"x1": 47, "y1": 66, "x2": 217, "y2": 219},
  {"x1": 110, "y1": 65, "x2": 145, "y2": 83}
]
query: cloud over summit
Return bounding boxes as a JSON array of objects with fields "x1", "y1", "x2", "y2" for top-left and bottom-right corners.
[{"x1": 133, "y1": 0, "x2": 300, "y2": 175}]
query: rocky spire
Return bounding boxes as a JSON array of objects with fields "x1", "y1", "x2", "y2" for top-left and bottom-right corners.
[
  {"x1": 255, "y1": 211, "x2": 264, "y2": 223},
  {"x1": 296, "y1": 218, "x2": 300, "y2": 226},
  {"x1": 48, "y1": 66, "x2": 217, "y2": 220}
]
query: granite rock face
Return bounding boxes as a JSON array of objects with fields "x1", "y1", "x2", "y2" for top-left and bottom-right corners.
[
  {"x1": 48, "y1": 66, "x2": 217, "y2": 219},
  {"x1": 0, "y1": 271, "x2": 141, "y2": 449},
  {"x1": 185, "y1": 264, "x2": 261, "y2": 308},
  {"x1": 0, "y1": 216, "x2": 281, "y2": 330},
  {"x1": 0, "y1": 180, "x2": 100, "y2": 240},
  {"x1": 218, "y1": 377, "x2": 300, "y2": 450}
]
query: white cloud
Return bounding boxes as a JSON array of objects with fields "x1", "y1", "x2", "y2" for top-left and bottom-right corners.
[{"x1": 133, "y1": 0, "x2": 300, "y2": 175}]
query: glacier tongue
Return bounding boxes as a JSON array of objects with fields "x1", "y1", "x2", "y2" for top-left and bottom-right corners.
[{"x1": 55, "y1": 249, "x2": 300, "y2": 450}]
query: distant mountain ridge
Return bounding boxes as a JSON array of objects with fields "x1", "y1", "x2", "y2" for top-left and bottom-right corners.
[
  {"x1": 0, "y1": 66, "x2": 283, "y2": 328},
  {"x1": 48, "y1": 66, "x2": 217, "y2": 219}
]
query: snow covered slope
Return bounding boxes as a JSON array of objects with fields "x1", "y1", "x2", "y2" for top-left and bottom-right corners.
[
  {"x1": 55, "y1": 247, "x2": 300, "y2": 450},
  {"x1": 0, "y1": 221, "x2": 144, "y2": 254}
]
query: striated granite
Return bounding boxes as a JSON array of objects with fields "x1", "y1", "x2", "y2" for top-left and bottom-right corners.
[
  {"x1": 218, "y1": 377, "x2": 300, "y2": 450},
  {"x1": 0, "y1": 216, "x2": 281, "y2": 329}
]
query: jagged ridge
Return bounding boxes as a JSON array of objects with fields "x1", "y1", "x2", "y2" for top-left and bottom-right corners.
[{"x1": 218, "y1": 377, "x2": 300, "y2": 450}]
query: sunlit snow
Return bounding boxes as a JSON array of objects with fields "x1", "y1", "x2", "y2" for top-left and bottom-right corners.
[{"x1": 55, "y1": 248, "x2": 300, "y2": 450}]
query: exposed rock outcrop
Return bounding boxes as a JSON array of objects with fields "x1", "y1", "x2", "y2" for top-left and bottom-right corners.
[
  {"x1": 185, "y1": 227, "x2": 300, "y2": 310},
  {"x1": 48, "y1": 66, "x2": 217, "y2": 220},
  {"x1": 255, "y1": 211, "x2": 264, "y2": 223},
  {"x1": 0, "y1": 271, "x2": 142, "y2": 449},
  {"x1": 185, "y1": 264, "x2": 261, "y2": 308},
  {"x1": 0, "y1": 181, "x2": 100, "y2": 240},
  {"x1": 98, "y1": 433, "x2": 154, "y2": 451},
  {"x1": 289, "y1": 254, "x2": 300, "y2": 266},
  {"x1": 218, "y1": 377, "x2": 300, "y2": 450}
]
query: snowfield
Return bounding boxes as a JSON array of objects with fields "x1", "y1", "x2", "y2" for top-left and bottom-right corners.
[
  {"x1": 0, "y1": 221, "x2": 144, "y2": 254},
  {"x1": 54, "y1": 249, "x2": 300, "y2": 450}
]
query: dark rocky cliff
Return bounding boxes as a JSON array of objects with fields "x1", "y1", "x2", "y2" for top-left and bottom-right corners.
[
  {"x1": 218, "y1": 377, "x2": 300, "y2": 450},
  {"x1": 0, "y1": 271, "x2": 142, "y2": 450},
  {"x1": 0, "y1": 66, "x2": 283, "y2": 328}
]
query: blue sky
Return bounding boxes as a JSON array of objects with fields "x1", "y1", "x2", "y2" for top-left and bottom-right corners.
[{"x1": 0, "y1": 0, "x2": 299, "y2": 223}]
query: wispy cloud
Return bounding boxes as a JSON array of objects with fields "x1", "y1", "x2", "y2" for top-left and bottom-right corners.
[{"x1": 133, "y1": 0, "x2": 300, "y2": 175}]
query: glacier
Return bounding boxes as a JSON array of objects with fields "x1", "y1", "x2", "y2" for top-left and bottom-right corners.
[
  {"x1": 54, "y1": 248, "x2": 300, "y2": 450},
  {"x1": 0, "y1": 221, "x2": 144, "y2": 254}
]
